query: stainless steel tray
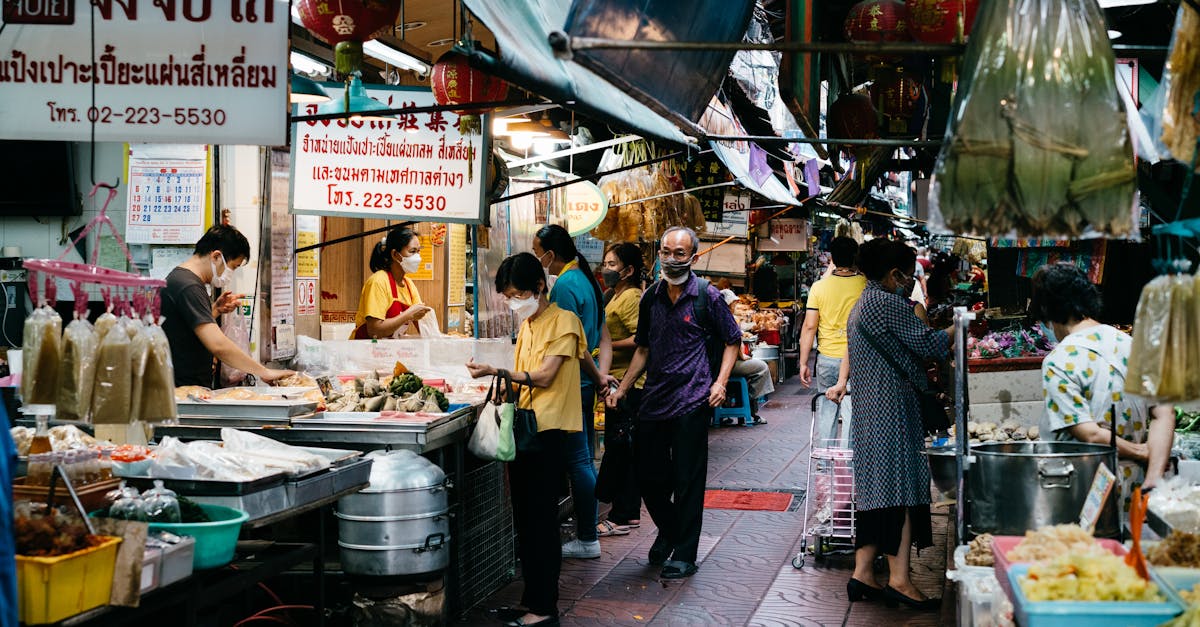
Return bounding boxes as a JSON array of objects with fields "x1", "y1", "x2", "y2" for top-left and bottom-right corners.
[
  {"x1": 298, "y1": 405, "x2": 470, "y2": 431},
  {"x1": 298, "y1": 446, "x2": 363, "y2": 467},
  {"x1": 189, "y1": 484, "x2": 289, "y2": 521},
  {"x1": 176, "y1": 415, "x2": 296, "y2": 428},
  {"x1": 285, "y1": 471, "x2": 336, "y2": 506},
  {"x1": 176, "y1": 398, "x2": 319, "y2": 418},
  {"x1": 328, "y1": 457, "x2": 373, "y2": 493},
  {"x1": 123, "y1": 472, "x2": 288, "y2": 496}
]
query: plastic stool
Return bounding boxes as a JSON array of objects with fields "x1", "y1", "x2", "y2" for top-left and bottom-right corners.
[{"x1": 712, "y1": 377, "x2": 755, "y2": 426}]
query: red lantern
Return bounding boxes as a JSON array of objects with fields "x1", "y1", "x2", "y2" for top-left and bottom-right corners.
[
  {"x1": 295, "y1": 0, "x2": 401, "y2": 75},
  {"x1": 845, "y1": 0, "x2": 911, "y2": 44},
  {"x1": 828, "y1": 93, "x2": 879, "y2": 155},
  {"x1": 430, "y1": 51, "x2": 510, "y2": 110},
  {"x1": 905, "y1": 0, "x2": 979, "y2": 43},
  {"x1": 844, "y1": 0, "x2": 912, "y2": 66},
  {"x1": 870, "y1": 74, "x2": 927, "y2": 135}
]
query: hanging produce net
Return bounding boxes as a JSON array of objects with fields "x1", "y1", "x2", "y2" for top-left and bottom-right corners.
[{"x1": 929, "y1": 0, "x2": 1137, "y2": 237}]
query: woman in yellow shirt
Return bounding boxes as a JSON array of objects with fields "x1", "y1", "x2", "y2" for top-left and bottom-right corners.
[
  {"x1": 351, "y1": 229, "x2": 433, "y2": 339},
  {"x1": 466, "y1": 252, "x2": 606, "y2": 627},
  {"x1": 596, "y1": 243, "x2": 646, "y2": 531}
]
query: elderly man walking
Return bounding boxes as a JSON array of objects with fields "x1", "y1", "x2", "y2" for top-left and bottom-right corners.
[{"x1": 607, "y1": 226, "x2": 741, "y2": 580}]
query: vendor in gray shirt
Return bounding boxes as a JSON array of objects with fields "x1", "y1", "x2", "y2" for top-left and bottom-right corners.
[{"x1": 161, "y1": 225, "x2": 293, "y2": 387}]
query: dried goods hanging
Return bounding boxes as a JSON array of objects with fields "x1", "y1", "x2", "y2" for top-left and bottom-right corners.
[
  {"x1": 57, "y1": 318, "x2": 98, "y2": 423},
  {"x1": 930, "y1": 0, "x2": 1136, "y2": 236},
  {"x1": 1126, "y1": 275, "x2": 1199, "y2": 400},
  {"x1": 1161, "y1": 3, "x2": 1200, "y2": 170},
  {"x1": 91, "y1": 317, "x2": 133, "y2": 424},
  {"x1": 21, "y1": 306, "x2": 61, "y2": 405},
  {"x1": 138, "y1": 323, "x2": 178, "y2": 421},
  {"x1": 592, "y1": 145, "x2": 708, "y2": 243}
]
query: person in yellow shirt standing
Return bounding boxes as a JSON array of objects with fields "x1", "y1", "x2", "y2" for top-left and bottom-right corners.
[
  {"x1": 596, "y1": 243, "x2": 646, "y2": 533},
  {"x1": 799, "y1": 237, "x2": 866, "y2": 443},
  {"x1": 351, "y1": 229, "x2": 433, "y2": 339}
]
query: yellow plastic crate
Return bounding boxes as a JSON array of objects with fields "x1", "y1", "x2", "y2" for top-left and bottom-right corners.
[{"x1": 17, "y1": 536, "x2": 122, "y2": 624}]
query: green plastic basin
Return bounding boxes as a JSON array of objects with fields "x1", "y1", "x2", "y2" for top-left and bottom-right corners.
[{"x1": 147, "y1": 504, "x2": 248, "y2": 570}]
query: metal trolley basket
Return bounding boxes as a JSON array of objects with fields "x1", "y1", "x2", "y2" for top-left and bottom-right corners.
[{"x1": 793, "y1": 394, "x2": 855, "y2": 569}]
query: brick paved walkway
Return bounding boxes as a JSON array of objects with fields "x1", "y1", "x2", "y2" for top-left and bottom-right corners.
[{"x1": 458, "y1": 379, "x2": 954, "y2": 627}]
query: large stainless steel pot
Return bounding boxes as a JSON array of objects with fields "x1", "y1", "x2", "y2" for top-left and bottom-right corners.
[
  {"x1": 922, "y1": 446, "x2": 957, "y2": 499},
  {"x1": 336, "y1": 450, "x2": 453, "y2": 576},
  {"x1": 339, "y1": 533, "x2": 451, "y2": 578},
  {"x1": 967, "y1": 441, "x2": 1118, "y2": 537},
  {"x1": 336, "y1": 509, "x2": 450, "y2": 547}
]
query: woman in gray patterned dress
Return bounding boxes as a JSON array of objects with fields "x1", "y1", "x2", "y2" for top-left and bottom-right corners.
[{"x1": 843, "y1": 239, "x2": 952, "y2": 610}]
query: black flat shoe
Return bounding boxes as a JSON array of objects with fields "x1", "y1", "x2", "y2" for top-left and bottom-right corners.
[
  {"x1": 502, "y1": 615, "x2": 559, "y2": 627},
  {"x1": 648, "y1": 536, "x2": 672, "y2": 566},
  {"x1": 882, "y1": 586, "x2": 940, "y2": 611},
  {"x1": 847, "y1": 578, "x2": 883, "y2": 602},
  {"x1": 660, "y1": 560, "x2": 698, "y2": 579},
  {"x1": 491, "y1": 607, "x2": 528, "y2": 622}
]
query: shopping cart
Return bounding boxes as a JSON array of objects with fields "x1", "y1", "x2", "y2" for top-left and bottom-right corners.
[{"x1": 792, "y1": 393, "x2": 855, "y2": 569}]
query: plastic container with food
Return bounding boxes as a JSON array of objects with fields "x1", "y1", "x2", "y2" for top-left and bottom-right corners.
[
  {"x1": 992, "y1": 534, "x2": 1126, "y2": 602},
  {"x1": 16, "y1": 536, "x2": 122, "y2": 624},
  {"x1": 1006, "y1": 563, "x2": 1180, "y2": 627},
  {"x1": 147, "y1": 504, "x2": 248, "y2": 569}
]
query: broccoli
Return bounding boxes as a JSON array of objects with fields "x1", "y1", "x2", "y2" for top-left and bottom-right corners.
[{"x1": 389, "y1": 373, "x2": 424, "y2": 396}]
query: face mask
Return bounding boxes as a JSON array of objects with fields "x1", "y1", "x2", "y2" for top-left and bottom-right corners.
[
  {"x1": 1040, "y1": 321, "x2": 1058, "y2": 344},
  {"x1": 508, "y1": 294, "x2": 539, "y2": 318},
  {"x1": 538, "y1": 251, "x2": 557, "y2": 292},
  {"x1": 601, "y1": 268, "x2": 623, "y2": 287},
  {"x1": 662, "y1": 258, "x2": 693, "y2": 285},
  {"x1": 400, "y1": 253, "x2": 421, "y2": 274},
  {"x1": 210, "y1": 254, "x2": 235, "y2": 289}
]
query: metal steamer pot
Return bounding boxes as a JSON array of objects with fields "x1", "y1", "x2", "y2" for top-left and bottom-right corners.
[
  {"x1": 337, "y1": 450, "x2": 452, "y2": 577},
  {"x1": 967, "y1": 441, "x2": 1118, "y2": 538}
]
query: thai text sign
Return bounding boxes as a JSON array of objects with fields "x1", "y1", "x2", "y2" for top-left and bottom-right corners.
[
  {"x1": 0, "y1": 0, "x2": 288, "y2": 145},
  {"x1": 566, "y1": 181, "x2": 608, "y2": 236},
  {"x1": 290, "y1": 85, "x2": 488, "y2": 224},
  {"x1": 757, "y1": 218, "x2": 810, "y2": 252}
]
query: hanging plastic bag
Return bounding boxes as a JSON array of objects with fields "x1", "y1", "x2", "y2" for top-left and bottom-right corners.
[
  {"x1": 21, "y1": 306, "x2": 62, "y2": 405},
  {"x1": 92, "y1": 318, "x2": 132, "y2": 424},
  {"x1": 1161, "y1": 4, "x2": 1200, "y2": 169},
  {"x1": 139, "y1": 324, "x2": 177, "y2": 421},
  {"x1": 930, "y1": 0, "x2": 1136, "y2": 236},
  {"x1": 57, "y1": 318, "x2": 99, "y2": 422},
  {"x1": 93, "y1": 311, "x2": 118, "y2": 342},
  {"x1": 1127, "y1": 276, "x2": 1172, "y2": 398},
  {"x1": 128, "y1": 320, "x2": 151, "y2": 421}
]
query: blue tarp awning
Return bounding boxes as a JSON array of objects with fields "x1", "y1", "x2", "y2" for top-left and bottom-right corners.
[{"x1": 462, "y1": 0, "x2": 750, "y2": 147}]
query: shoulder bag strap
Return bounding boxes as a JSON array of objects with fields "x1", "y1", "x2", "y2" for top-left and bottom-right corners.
[{"x1": 857, "y1": 323, "x2": 925, "y2": 395}]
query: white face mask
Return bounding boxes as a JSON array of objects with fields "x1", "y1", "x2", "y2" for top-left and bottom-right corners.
[
  {"x1": 210, "y1": 254, "x2": 236, "y2": 289},
  {"x1": 538, "y1": 250, "x2": 558, "y2": 292},
  {"x1": 507, "y1": 294, "x2": 539, "y2": 319},
  {"x1": 400, "y1": 253, "x2": 421, "y2": 274}
]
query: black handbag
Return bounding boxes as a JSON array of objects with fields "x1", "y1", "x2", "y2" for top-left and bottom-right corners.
[
  {"x1": 513, "y1": 408, "x2": 541, "y2": 453},
  {"x1": 859, "y1": 326, "x2": 951, "y2": 434}
]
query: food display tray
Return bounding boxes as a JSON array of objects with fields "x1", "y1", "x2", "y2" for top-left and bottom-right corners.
[
  {"x1": 1006, "y1": 563, "x2": 1181, "y2": 627},
  {"x1": 176, "y1": 398, "x2": 318, "y2": 419},
  {"x1": 187, "y1": 485, "x2": 289, "y2": 521},
  {"x1": 992, "y1": 535, "x2": 1127, "y2": 603},
  {"x1": 122, "y1": 472, "x2": 287, "y2": 496},
  {"x1": 176, "y1": 415, "x2": 297, "y2": 428},
  {"x1": 327, "y1": 457, "x2": 373, "y2": 493},
  {"x1": 285, "y1": 470, "x2": 336, "y2": 506},
  {"x1": 301, "y1": 404, "x2": 471, "y2": 430}
]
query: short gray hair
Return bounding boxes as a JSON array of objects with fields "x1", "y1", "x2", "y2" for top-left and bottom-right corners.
[{"x1": 662, "y1": 226, "x2": 700, "y2": 255}]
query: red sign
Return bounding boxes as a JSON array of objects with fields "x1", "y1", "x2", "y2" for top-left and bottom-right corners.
[{"x1": 4, "y1": 0, "x2": 75, "y2": 24}]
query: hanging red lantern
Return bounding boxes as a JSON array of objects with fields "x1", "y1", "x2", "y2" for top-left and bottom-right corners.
[
  {"x1": 904, "y1": 0, "x2": 979, "y2": 44},
  {"x1": 844, "y1": 0, "x2": 911, "y2": 44},
  {"x1": 295, "y1": 0, "x2": 401, "y2": 75},
  {"x1": 844, "y1": 0, "x2": 912, "y2": 66},
  {"x1": 828, "y1": 93, "x2": 880, "y2": 155},
  {"x1": 870, "y1": 74, "x2": 927, "y2": 136},
  {"x1": 430, "y1": 51, "x2": 510, "y2": 110}
]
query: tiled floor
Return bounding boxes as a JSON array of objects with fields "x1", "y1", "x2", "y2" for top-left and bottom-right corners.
[{"x1": 457, "y1": 380, "x2": 955, "y2": 627}]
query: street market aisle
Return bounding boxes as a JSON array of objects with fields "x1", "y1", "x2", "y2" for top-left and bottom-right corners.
[{"x1": 458, "y1": 379, "x2": 952, "y2": 627}]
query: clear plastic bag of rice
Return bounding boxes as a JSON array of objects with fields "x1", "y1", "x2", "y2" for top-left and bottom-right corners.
[
  {"x1": 91, "y1": 318, "x2": 132, "y2": 424},
  {"x1": 21, "y1": 306, "x2": 62, "y2": 405},
  {"x1": 56, "y1": 318, "x2": 99, "y2": 422},
  {"x1": 138, "y1": 324, "x2": 177, "y2": 421}
]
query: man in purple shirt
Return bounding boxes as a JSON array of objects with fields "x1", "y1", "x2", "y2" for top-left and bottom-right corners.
[{"x1": 607, "y1": 226, "x2": 741, "y2": 580}]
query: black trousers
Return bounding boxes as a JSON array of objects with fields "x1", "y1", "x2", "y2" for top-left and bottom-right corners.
[
  {"x1": 636, "y1": 405, "x2": 710, "y2": 563},
  {"x1": 601, "y1": 388, "x2": 643, "y2": 524},
  {"x1": 508, "y1": 429, "x2": 569, "y2": 617}
]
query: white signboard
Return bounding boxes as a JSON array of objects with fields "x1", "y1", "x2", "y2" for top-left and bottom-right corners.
[
  {"x1": 125, "y1": 144, "x2": 208, "y2": 244},
  {"x1": 757, "y1": 218, "x2": 810, "y2": 252},
  {"x1": 566, "y1": 181, "x2": 608, "y2": 236},
  {"x1": 705, "y1": 191, "x2": 749, "y2": 237},
  {"x1": 296, "y1": 278, "x2": 317, "y2": 316},
  {"x1": 290, "y1": 85, "x2": 488, "y2": 224},
  {"x1": 0, "y1": 0, "x2": 289, "y2": 145}
]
